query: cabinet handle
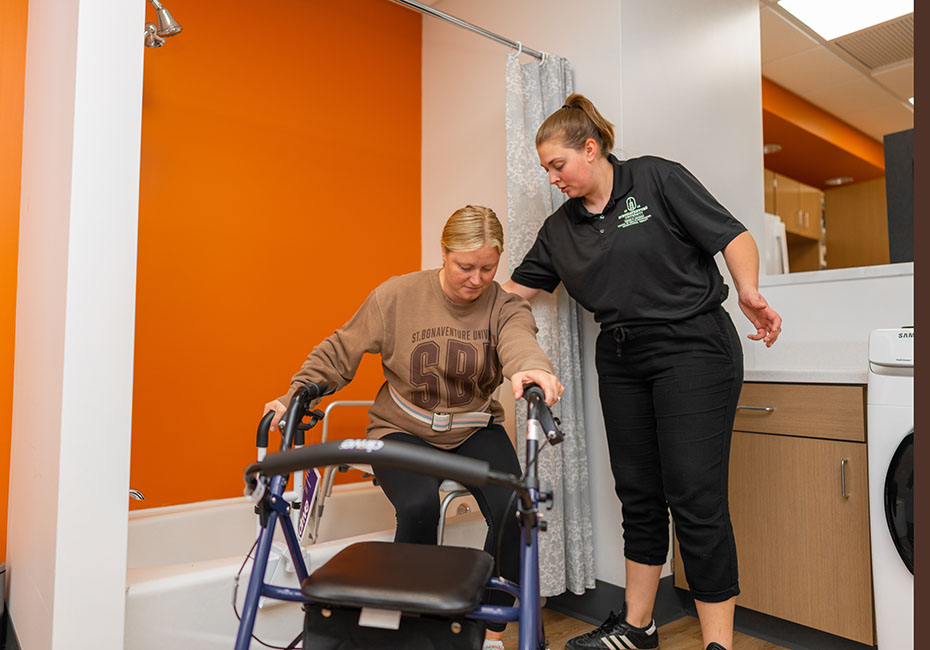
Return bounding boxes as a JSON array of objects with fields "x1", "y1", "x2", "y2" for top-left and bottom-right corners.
[
  {"x1": 736, "y1": 405, "x2": 775, "y2": 412},
  {"x1": 805, "y1": 211, "x2": 809, "y2": 228},
  {"x1": 841, "y1": 458, "x2": 850, "y2": 498},
  {"x1": 797, "y1": 209, "x2": 802, "y2": 226}
]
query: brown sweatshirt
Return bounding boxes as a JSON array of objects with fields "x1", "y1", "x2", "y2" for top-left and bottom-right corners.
[{"x1": 278, "y1": 269, "x2": 553, "y2": 448}]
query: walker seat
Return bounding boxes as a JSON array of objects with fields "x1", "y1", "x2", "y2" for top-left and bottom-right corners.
[
  {"x1": 301, "y1": 541, "x2": 492, "y2": 649},
  {"x1": 301, "y1": 541, "x2": 493, "y2": 614}
]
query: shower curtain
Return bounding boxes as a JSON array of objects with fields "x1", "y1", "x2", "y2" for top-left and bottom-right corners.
[{"x1": 504, "y1": 51, "x2": 596, "y2": 596}]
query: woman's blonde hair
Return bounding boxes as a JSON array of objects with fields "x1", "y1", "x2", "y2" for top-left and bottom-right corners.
[
  {"x1": 535, "y1": 93, "x2": 615, "y2": 156},
  {"x1": 440, "y1": 205, "x2": 504, "y2": 254}
]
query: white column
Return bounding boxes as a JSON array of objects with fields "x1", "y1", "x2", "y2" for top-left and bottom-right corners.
[{"x1": 8, "y1": 1, "x2": 145, "y2": 648}]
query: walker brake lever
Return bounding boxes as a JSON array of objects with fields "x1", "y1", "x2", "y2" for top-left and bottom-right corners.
[{"x1": 297, "y1": 408, "x2": 325, "y2": 430}]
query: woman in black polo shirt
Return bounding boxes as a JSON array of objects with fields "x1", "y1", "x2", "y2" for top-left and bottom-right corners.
[{"x1": 503, "y1": 94, "x2": 781, "y2": 650}]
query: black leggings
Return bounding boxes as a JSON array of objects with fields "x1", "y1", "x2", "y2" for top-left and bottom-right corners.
[
  {"x1": 595, "y1": 307, "x2": 743, "y2": 603},
  {"x1": 372, "y1": 426, "x2": 522, "y2": 632}
]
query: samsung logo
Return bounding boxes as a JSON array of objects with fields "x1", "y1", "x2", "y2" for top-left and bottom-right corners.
[{"x1": 898, "y1": 332, "x2": 914, "y2": 339}]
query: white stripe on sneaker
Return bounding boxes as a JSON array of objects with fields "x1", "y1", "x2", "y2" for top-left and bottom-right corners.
[
  {"x1": 600, "y1": 635, "x2": 622, "y2": 650},
  {"x1": 616, "y1": 634, "x2": 637, "y2": 649}
]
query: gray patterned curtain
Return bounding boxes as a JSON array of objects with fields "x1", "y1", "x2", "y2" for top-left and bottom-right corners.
[{"x1": 505, "y1": 51, "x2": 595, "y2": 596}]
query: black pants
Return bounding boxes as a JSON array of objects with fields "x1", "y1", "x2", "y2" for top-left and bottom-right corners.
[
  {"x1": 595, "y1": 307, "x2": 743, "y2": 603},
  {"x1": 372, "y1": 426, "x2": 522, "y2": 632}
]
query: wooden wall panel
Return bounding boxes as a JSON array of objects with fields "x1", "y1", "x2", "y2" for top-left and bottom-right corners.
[{"x1": 823, "y1": 178, "x2": 889, "y2": 269}]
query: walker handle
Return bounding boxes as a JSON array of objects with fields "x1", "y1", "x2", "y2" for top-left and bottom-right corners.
[
  {"x1": 524, "y1": 384, "x2": 563, "y2": 444},
  {"x1": 248, "y1": 439, "x2": 492, "y2": 488},
  {"x1": 256, "y1": 410, "x2": 275, "y2": 449},
  {"x1": 279, "y1": 382, "x2": 335, "y2": 450}
]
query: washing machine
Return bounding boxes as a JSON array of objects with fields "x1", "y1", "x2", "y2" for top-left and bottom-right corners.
[{"x1": 868, "y1": 328, "x2": 914, "y2": 649}]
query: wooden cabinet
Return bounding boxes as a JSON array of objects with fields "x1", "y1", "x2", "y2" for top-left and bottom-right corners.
[
  {"x1": 773, "y1": 173, "x2": 802, "y2": 235},
  {"x1": 823, "y1": 178, "x2": 890, "y2": 270},
  {"x1": 798, "y1": 182, "x2": 823, "y2": 240},
  {"x1": 765, "y1": 170, "x2": 824, "y2": 272},
  {"x1": 674, "y1": 383, "x2": 874, "y2": 645},
  {"x1": 764, "y1": 169, "x2": 776, "y2": 214},
  {"x1": 773, "y1": 172, "x2": 822, "y2": 240}
]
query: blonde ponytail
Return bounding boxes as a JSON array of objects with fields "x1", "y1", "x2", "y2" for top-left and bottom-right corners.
[{"x1": 535, "y1": 93, "x2": 615, "y2": 156}]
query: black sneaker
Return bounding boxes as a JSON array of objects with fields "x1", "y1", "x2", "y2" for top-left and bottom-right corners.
[
  {"x1": 705, "y1": 644, "x2": 728, "y2": 650},
  {"x1": 564, "y1": 604, "x2": 658, "y2": 649}
]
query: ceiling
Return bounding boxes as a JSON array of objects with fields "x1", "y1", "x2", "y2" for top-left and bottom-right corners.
[
  {"x1": 423, "y1": 0, "x2": 913, "y2": 186},
  {"x1": 759, "y1": 0, "x2": 914, "y2": 186}
]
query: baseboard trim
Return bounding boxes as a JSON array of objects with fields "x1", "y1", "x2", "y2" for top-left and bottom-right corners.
[
  {"x1": 544, "y1": 576, "x2": 689, "y2": 627},
  {"x1": 728, "y1": 604, "x2": 876, "y2": 650},
  {"x1": 545, "y1": 580, "x2": 876, "y2": 650}
]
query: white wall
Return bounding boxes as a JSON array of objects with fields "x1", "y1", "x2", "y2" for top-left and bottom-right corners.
[
  {"x1": 423, "y1": 0, "x2": 765, "y2": 588},
  {"x1": 422, "y1": 0, "x2": 622, "y2": 274},
  {"x1": 422, "y1": 0, "x2": 625, "y2": 584},
  {"x1": 745, "y1": 265, "x2": 914, "y2": 375},
  {"x1": 8, "y1": 1, "x2": 144, "y2": 647}
]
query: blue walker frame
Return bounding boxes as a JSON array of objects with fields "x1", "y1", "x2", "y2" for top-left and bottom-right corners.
[{"x1": 235, "y1": 384, "x2": 563, "y2": 650}]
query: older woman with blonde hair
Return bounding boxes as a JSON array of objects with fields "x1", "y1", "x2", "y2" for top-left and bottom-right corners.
[{"x1": 265, "y1": 205, "x2": 562, "y2": 650}]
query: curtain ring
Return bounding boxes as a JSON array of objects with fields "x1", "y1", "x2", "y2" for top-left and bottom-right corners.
[{"x1": 516, "y1": 41, "x2": 523, "y2": 55}]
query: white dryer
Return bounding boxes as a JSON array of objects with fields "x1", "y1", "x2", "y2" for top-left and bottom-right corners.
[{"x1": 867, "y1": 328, "x2": 914, "y2": 649}]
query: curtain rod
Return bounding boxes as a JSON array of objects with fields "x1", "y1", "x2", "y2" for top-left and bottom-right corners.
[{"x1": 388, "y1": 0, "x2": 544, "y2": 60}]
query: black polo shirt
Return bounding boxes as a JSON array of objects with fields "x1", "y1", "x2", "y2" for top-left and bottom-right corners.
[{"x1": 511, "y1": 155, "x2": 746, "y2": 329}]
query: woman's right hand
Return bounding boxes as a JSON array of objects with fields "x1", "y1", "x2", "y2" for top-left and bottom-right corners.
[{"x1": 263, "y1": 399, "x2": 288, "y2": 432}]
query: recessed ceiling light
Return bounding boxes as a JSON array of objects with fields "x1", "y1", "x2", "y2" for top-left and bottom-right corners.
[
  {"x1": 763, "y1": 144, "x2": 782, "y2": 154},
  {"x1": 777, "y1": 0, "x2": 913, "y2": 41},
  {"x1": 825, "y1": 176, "x2": 854, "y2": 186}
]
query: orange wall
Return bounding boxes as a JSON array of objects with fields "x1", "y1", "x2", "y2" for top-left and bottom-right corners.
[
  {"x1": 131, "y1": 0, "x2": 422, "y2": 508},
  {"x1": 0, "y1": 0, "x2": 28, "y2": 560}
]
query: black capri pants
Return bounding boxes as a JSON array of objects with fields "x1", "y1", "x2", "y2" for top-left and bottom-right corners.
[
  {"x1": 595, "y1": 306, "x2": 743, "y2": 603},
  {"x1": 372, "y1": 425, "x2": 522, "y2": 632}
]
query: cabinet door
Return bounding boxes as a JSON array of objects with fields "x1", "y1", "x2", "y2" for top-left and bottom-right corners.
[
  {"x1": 764, "y1": 169, "x2": 776, "y2": 214},
  {"x1": 728, "y1": 432, "x2": 874, "y2": 645},
  {"x1": 774, "y1": 173, "x2": 803, "y2": 236},
  {"x1": 799, "y1": 182, "x2": 823, "y2": 239}
]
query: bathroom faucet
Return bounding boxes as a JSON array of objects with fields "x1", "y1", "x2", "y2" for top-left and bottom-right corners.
[{"x1": 129, "y1": 489, "x2": 146, "y2": 501}]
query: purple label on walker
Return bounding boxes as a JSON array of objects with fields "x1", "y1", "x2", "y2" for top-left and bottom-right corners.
[{"x1": 298, "y1": 467, "x2": 320, "y2": 539}]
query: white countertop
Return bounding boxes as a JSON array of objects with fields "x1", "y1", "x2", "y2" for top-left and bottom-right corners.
[
  {"x1": 759, "y1": 262, "x2": 913, "y2": 287},
  {"x1": 744, "y1": 368, "x2": 868, "y2": 384}
]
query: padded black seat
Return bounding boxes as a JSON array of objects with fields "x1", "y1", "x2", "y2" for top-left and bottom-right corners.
[{"x1": 301, "y1": 541, "x2": 494, "y2": 615}]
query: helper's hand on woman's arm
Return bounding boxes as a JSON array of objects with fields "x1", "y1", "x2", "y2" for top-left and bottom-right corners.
[
  {"x1": 511, "y1": 369, "x2": 564, "y2": 406},
  {"x1": 262, "y1": 399, "x2": 288, "y2": 432},
  {"x1": 722, "y1": 231, "x2": 782, "y2": 347}
]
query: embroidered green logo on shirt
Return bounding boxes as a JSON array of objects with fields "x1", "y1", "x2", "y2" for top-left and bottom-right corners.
[{"x1": 618, "y1": 196, "x2": 651, "y2": 228}]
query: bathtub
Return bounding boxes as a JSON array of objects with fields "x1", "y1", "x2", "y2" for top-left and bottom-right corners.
[{"x1": 124, "y1": 481, "x2": 487, "y2": 650}]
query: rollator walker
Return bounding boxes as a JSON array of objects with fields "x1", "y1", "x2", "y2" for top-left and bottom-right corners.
[{"x1": 236, "y1": 382, "x2": 564, "y2": 650}]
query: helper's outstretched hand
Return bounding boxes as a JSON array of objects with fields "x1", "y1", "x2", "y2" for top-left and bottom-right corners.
[{"x1": 738, "y1": 289, "x2": 782, "y2": 347}]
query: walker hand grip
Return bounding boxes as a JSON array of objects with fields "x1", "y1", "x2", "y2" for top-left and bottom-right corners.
[
  {"x1": 301, "y1": 381, "x2": 336, "y2": 401},
  {"x1": 250, "y1": 440, "x2": 492, "y2": 488},
  {"x1": 279, "y1": 383, "x2": 335, "y2": 450},
  {"x1": 524, "y1": 384, "x2": 563, "y2": 444},
  {"x1": 524, "y1": 385, "x2": 546, "y2": 404},
  {"x1": 256, "y1": 410, "x2": 275, "y2": 449}
]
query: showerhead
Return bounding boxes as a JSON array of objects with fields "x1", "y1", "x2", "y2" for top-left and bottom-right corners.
[
  {"x1": 154, "y1": 7, "x2": 182, "y2": 37},
  {"x1": 146, "y1": 0, "x2": 182, "y2": 38}
]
